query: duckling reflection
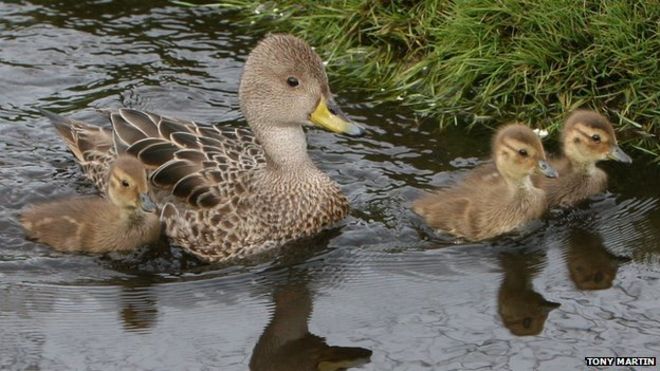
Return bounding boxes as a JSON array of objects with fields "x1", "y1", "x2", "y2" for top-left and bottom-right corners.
[
  {"x1": 564, "y1": 228, "x2": 629, "y2": 291},
  {"x1": 250, "y1": 281, "x2": 372, "y2": 371},
  {"x1": 497, "y1": 251, "x2": 560, "y2": 336},
  {"x1": 118, "y1": 281, "x2": 159, "y2": 333}
]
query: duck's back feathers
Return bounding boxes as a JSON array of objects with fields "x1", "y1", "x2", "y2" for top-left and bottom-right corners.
[
  {"x1": 111, "y1": 109, "x2": 265, "y2": 208},
  {"x1": 45, "y1": 108, "x2": 267, "y2": 208}
]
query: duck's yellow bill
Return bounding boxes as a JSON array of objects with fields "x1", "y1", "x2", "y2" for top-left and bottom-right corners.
[{"x1": 309, "y1": 97, "x2": 364, "y2": 136}]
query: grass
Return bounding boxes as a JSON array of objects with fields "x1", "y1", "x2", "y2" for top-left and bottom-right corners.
[{"x1": 174, "y1": 0, "x2": 660, "y2": 160}]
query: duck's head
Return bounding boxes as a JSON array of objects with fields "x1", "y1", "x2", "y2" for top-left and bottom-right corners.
[
  {"x1": 562, "y1": 110, "x2": 632, "y2": 165},
  {"x1": 493, "y1": 124, "x2": 558, "y2": 182},
  {"x1": 107, "y1": 155, "x2": 156, "y2": 213},
  {"x1": 238, "y1": 34, "x2": 363, "y2": 138}
]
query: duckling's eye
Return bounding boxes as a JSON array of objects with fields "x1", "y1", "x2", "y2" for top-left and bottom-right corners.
[
  {"x1": 286, "y1": 77, "x2": 299, "y2": 87},
  {"x1": 518, "y1": 149, "x2": 528, "y2": 157},
  {"x1": 121, "y1": 180, "x2": 130, "y2": 188},
  {"x1": 591, "y1": 134, "x2": 601, "y2": 142}
]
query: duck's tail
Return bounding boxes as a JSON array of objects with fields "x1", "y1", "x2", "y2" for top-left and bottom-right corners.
[
  {"x1": 40, "y1": 109, "x2": 113, "y2": 162},
  {"x1": 40, "y1": 109, "x2": 73, "y2": 140},
  {"x1": 40, "y1": 109, "x2": 116, "y2": 191}
]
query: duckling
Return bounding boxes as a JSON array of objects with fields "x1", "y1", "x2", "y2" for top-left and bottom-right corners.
[
  {"x1": 21, "y1": 155, "x2": 160, "y2": 254},
  {"x1": 535, "y1": 110, "x2": 632, "y2": 207},
  {"x1": 413, "y1": 124, "x2": 558, "y2": 241}
]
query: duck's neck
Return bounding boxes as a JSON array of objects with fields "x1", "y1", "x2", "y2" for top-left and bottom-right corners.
[
  {"x1": 563, "y1": 144, "x2": 597, "y2": 175},
  {"x1": 568, "y1": 157, "x2": 597, "y2": 175},
  {"x1": 496, "y1": 162, "x2": 536, "y2": 192},
  {"x1": 255, "y1": 124, "x2": 315, "y2": 170},
  {"x1": 504, "y1": 175, "x2": 536, "y2": 193}
]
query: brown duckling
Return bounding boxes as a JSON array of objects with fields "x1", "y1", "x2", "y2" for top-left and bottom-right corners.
[
  {"x1": 535, "y1": 110, "x2": 632, "y2": 207},
  {"x1": 21, "y1": 155, "x2": 160, "y2": 254},
  {"x1": 413, "y1": 124, "x2": 558, "y2": 241}
]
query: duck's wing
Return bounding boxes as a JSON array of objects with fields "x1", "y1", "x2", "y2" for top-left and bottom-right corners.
[
  {"x1": 110, "y1": 108, "x2": 266, "y2": 208},
  {"x1": 42, "y1": 110, "x2": 116, "y2": 191}
]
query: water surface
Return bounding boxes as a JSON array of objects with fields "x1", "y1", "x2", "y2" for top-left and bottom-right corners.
[{"x1": 1, "y1": 1, "x2": 659, "y2": 370}]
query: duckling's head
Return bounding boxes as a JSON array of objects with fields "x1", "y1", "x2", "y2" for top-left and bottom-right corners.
[
  {"x1": 107, "y1": 155, "x2": 156, "y2": 213},
  {"x1": 238, "y1": 34, "x2": 363, "y2": 138},
  {"x1": 493, "y1": 124, "x2": 557, "y2": 182},
  {"x1": 562, "y1": 110, "x2": 632, "y2": 165}
]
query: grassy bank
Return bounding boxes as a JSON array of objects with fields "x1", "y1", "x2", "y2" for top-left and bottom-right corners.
[{"x1": 175, "y1": 0, "x2": 660, "y2": 160}]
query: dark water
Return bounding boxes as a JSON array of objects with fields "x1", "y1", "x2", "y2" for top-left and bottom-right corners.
[{"x1": 1, "y1": 1, "x2": 659, "y2": 370}]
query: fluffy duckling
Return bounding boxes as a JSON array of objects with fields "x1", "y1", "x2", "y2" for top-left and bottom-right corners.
[
  {"x1": 535, "y1": 110, "x2": 632, "y2": 207},
  {"x1": 21, "y1": 155, "x2": 160, "y2": 254},
  {"x1": 413, "y1": 124, "x2": 558, "y2": 241}
]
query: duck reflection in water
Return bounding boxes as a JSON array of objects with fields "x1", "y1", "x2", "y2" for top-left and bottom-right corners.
[
  {"x1": 497, "y1": 251, "x2": 560, "y2": 336},
  {"x1": 117, "y1": 281, "x2": 159, "y2": 333},
  {"x1": 564, "y1": 228, "x2": 630, "y2": 291},
  {"x1": 250, "y1": 279, "x2": 372, "y2": 371}
]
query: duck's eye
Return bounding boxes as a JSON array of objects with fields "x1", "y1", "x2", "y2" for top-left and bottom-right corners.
[
  {"x1": 518, "y1": 149, "x2": 528, "y2": 157},
  {"x1": 591, "y1": 134, "x2": 601, "y2": 142},
  {"x1": 286, "y1": 77, "x2": 299, "y2": 87},
  {"x1": 121, "y1": 180, "x2": 130, "y2": 188}
]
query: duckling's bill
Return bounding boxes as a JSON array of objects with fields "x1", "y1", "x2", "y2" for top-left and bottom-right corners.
[
  {"x1": 140, "y1": 193, "x2": 157, "y2": 212},
  {"x1": 608, "y1": 145, "x2": 632, "y2": 163},
  {"x1": 537, "y1": 160, "x2": 558, "y2": 178},
  {"x1": 309, "y1": 97, "x2": 364, "y2": 136}
]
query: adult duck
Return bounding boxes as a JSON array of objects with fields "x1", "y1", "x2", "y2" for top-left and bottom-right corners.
[{"x1": 43, "y1": 34, "x2": 364, "y2": 262}]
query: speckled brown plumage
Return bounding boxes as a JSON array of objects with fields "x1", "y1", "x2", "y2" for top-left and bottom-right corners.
[
  {"x1": 43, "y1": 34, "x2": 360, "y2": 263},
  {"x1": 413, "y1": 124, "x2": 557, "y2": 241},
  {"x1": 533, "y1": 110, "x2": 632, "y2": 207},
  {"x1": 21, "y1": 156, "x2": 160, "y2": 254}
]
